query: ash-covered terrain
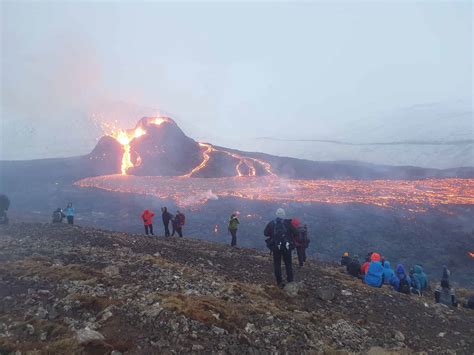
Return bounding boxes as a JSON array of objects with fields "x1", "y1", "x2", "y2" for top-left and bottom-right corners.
[{"x1": 0, "y1": 223, "x2": 473, "y2": 354}]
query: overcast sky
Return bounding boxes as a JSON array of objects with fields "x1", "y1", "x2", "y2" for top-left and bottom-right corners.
[{"x1": 1, "y1": 0, "x2": 472, "y2": 161}]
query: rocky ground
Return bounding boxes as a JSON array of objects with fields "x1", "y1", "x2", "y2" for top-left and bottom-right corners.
[{"x1": 0, "y1": 223, "x2": 473, "y2": 354}]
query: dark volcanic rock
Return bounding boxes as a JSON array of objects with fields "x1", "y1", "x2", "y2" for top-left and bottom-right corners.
[{"x1": 0, "y1": 223, "x2": 473, "y2": 354}]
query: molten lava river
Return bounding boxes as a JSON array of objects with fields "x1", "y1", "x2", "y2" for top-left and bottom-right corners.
[
  {"x1": 75, "y1": 175, "x2": 473, "y2": 212},
  {"x1": 81, "y1": 116, "x2": 473, "y2": 212}
]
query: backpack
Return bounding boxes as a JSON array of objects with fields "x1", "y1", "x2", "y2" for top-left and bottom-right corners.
[
  {"x1": 52, "y1": 211, "x2": 63, "y2": 223},
  {"x1": 273, "y1": 219, "x2": 288, "y2": 243},
  {"x1": 347, "y1": 260, "x2": 361, "y2": 277},
  {"x1": 399, "y1": 277, "x2": 411, "y2": 294}
]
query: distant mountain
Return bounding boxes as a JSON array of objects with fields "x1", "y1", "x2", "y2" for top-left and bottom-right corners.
[
  {"x1": 254, "y1": 101, "x2": 473, "y2": 169},
  {"x1": 1, "y1": 115, "x2": 473, "y2": 188}
]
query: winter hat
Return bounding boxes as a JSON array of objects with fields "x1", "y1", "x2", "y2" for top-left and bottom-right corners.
[
  {"x1": 276, "y1": 208, "x2": 286, "y2": 218},
  {"x1": 291, "y1": 218, "x2": 300, "y2": 228},
  {"x1": 370, "y1": 252, "x2": 381, "y2": 262}
]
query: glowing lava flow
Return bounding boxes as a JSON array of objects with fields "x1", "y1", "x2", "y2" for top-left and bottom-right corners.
[
  {"x1": 469, "y1": 252, "x2": 474, "y2": 258},
  {"x1": 75, "y1": 175, "x2": 474, "y2": 211},
  {"x1": 111, "y1": 127, "x2": 146, "y2": 175},
  {"x1": 184, "y1": 142, "x2": 275, "y2": 177},
  {"x1": 107, "y1": 117, "x2": 172, "y2": 175}
]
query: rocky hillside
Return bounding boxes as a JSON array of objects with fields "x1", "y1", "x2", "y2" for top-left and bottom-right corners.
[{"x1": 0, "y1": 224, "x2": 473, "y2": 354}]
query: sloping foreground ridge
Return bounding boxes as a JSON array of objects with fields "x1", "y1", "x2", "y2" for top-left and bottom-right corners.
[{"x1": 0, "y1": 223, "x2": 473, "y2": 354}]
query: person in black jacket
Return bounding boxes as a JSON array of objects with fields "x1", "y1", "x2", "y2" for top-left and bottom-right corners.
[
  {"x1": 340, "y1": 252, "x2": 351, "y2": 267},
  {"x1": 264, "y1": 208, "x2": 298, "y2": 288},
  {"x1": 346, "y1": 255, "x2": 361, "y2": 278},
  {"x1": 161, "y1": 207, "x2": 173, "y2": 237}
]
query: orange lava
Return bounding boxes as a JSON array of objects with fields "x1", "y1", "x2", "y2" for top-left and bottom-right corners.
[
  {"x1": 106, "y1": 117, "x2": 171, "y2": 175},
  {"x1": 75, "y1": 175, "x2": 474, "y2": 211},
  {"x1": 183, "y1": 143, "x2": 275, "y2": 177}
]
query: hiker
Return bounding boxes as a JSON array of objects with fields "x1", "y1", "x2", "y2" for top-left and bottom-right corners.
[
  {"x1": 390, "y1": 264, "x2": 412, "y2": 294},
  {"x1": 382, "y1": 260, "x2": 395, "y2": 285},
  {"x1": 52, "y1": 208, "x2": 65, "y2": 223},
  {"x1": 340, "y1": 252, "x2": 351, "y2": 267},
  {"x1": 64, "y1": 203, "x2": 75, "y2": 225},
  {"x1": 0, "y1": 194, "x2": 10, "y2": 225},
  {"x1": 346, "y1": 255, "x2": 361, "y2": 278},
  {"x1": 228, "y1": 213, "x2": 240, "y2": 246},
  {"x1": 175, "y1": 210, "x2": 185, "y2": 237},
  {"x1": 434, "y1": 266, "x2": 457, "y2": 306},
  {"x1": 264, "y1": 208, "x2": 297, "y2": 288},
  {"x1": 291, "y1": 219, "x2": 309, "y2": 267},
  {"x1": 411, "y1": 264, "x2": 428, "y2": 295},
  {"x1": 141, "y1": 209, "x2": 155, "y2": 236},
  {"x1": 171, "y1": 214, "x2": 177, "y2": 236},
  {"x1": 364, "y1": 252, "x2": 384, "y2": 288},
  {"x1": 161, "y1": 207, "x2": 173, "y2": 237}
]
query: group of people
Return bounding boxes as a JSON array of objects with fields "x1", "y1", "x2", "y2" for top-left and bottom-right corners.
[
  {"x1": 223, "y1": 208, "x2": 311, "y2": 288},
  {"x1": 42, "y1": 201, "x2": 473, "y2": 308},
  {"x1": 262, "y1": 208, "x2": 310, "y2": 288},
  {"x1": 141, "y1": 207, "x2": 185, "y2": 237},
  {"x1": 341, "y1": 251, "x2": 465, "y2": 307},
  {"x1": 51, "y1": 203, "x2": 75, "y2": 224}
]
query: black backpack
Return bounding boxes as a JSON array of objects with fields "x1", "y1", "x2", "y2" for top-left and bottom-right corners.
[
  {"x1": 52, "y1": 211, "x2": 63, "y2": 223},
  {"x1": 399, "y1": 277, "x2": 411, "y2": 294},
  {"x1": 273, "y1": 219, "x2": 289, "y2": 243},
  {"x1": 347, "y1": 260, "x2": 360, "y2": 277}
]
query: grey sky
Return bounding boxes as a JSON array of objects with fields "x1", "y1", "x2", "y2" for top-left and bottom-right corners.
[{"x1": 1, "y1": 1, "x2": 472, "y2": 164}]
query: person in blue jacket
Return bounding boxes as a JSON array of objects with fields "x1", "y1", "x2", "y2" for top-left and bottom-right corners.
[
  {"x1": 65, "y1": 203, "x2": 75, "y2": 225},
  {"x1": 382, "y1": 260, "x2": 395, "y2": 285},
  {"x1": 364, "y1": 252, "x2": 384, "y2": 288},
  {"x1": 390, "y1": 264, "x2": 412, "y2": 294},
  {"x1": 411, "y1": 264, "x2": 428, "y2": 295}
]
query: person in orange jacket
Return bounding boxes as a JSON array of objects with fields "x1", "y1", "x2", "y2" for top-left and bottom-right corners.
[{"x1": 141, "y1": 209, "x2": 155, "y2": 236}]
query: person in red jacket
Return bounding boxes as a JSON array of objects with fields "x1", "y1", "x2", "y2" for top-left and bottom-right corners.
[
  {"x1": 360, "y1": 252, "x2": 374, "y2": 276},
  {"x1": 291, "y1": 218, "x2": 309, "y2": 268},
  {"x1": 141, "y1": 209, "x2": 155, "y2": 236}
]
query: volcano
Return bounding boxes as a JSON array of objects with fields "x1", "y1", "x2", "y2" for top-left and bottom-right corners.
[
  {"x1": 87, "y1": 116, "x2": 473, "y2": 180},
  {"x1": 90, "y1": 117, "x2": 275, "y2": 178}
]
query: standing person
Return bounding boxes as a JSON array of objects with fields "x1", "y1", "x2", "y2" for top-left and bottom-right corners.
[
  {"x1": 264, "y1": 208, "x2": 297, "y2": 288},
  {"x1": 291, "y1": 219, "x2": 309, "y2": 268},
  {"x1": 228, "y1": 213, "x2": 240, "y2": 246},
  {"x1": 52, "y1": 208, "x2": 65, "y2": 223},
  {"x1": 64, "y1": 203, "x2": 75, "y2": 225},
  {"x1": 0, "y1": 194, "x2": 10, "y2": 225},
  {"x1": 141, "y1": 209, "x2": 155, "y2": 236},
  {"x1": 161, "y1": 207, "x2": 173, "y2": 237},
  {"x1": 175, "y1": 210, "x2": 185, "y2": 237},
  {"x1": 434, "y1": 266, "x2": 457, "y2": 306},
  {"x1": 171, "y1": 214, "x2": 177, "y2": 237}
]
